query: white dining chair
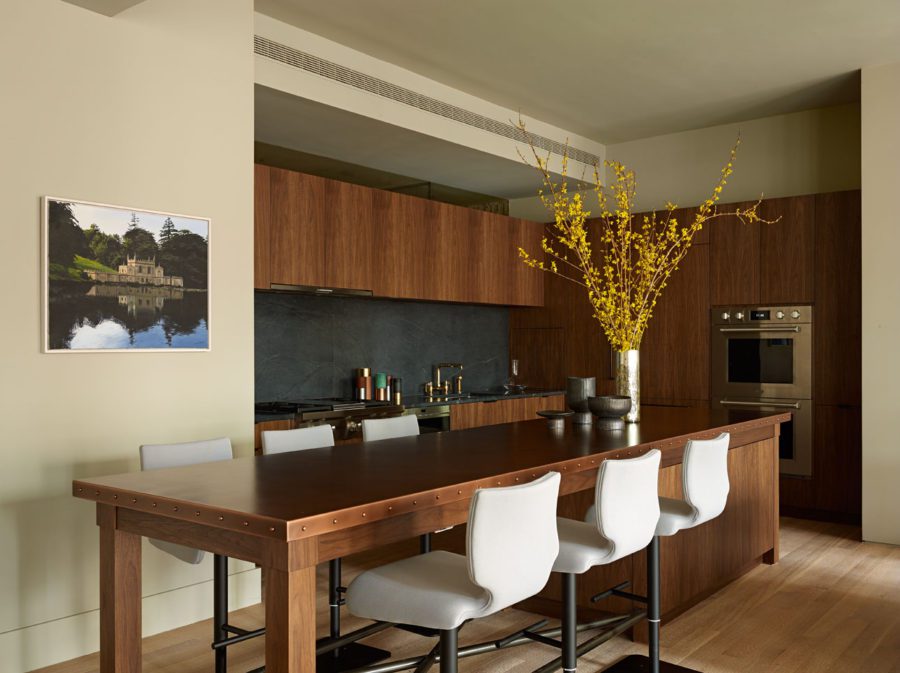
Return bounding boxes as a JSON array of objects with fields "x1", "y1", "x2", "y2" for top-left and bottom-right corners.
[
  {"x1": 347, "y1": 471, "x2": 562, "y2": 673},
  {"x1": 139, "y1": 437, "x2": 253, "y2": 673},
  {"x1": 360, "y1": 414, "x2": 420, "y2": 442}
]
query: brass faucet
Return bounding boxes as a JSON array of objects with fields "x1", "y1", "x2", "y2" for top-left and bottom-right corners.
[{"x1": 433, "y1": 363, "x2": 464, "y2": 394}]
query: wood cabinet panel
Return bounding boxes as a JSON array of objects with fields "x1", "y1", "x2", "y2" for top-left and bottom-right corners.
[
  {"x1": 640, "y1": 243, "x2": 710, "y2": 403},
  {"x1": 633, "y1": 438, "x2": 777, "y2": 623},
  {"x1": 509, "y1": 328, "x2": 566, "y2": 390},
  {"x1": 709, "y1": 201, "x2": 760, "y2": 306},
  {"x1": 267, "y1": 167, "x2": 327, "y2": 287},
  {"x1": 814, "y1": 190, "x2": 861, "y2": 406},
  {"x1": 759, "y1": 195, "x2": 815, "y2": 304},
  {"x1": 254, "y1": 164, "x2": 273, "y2": 290},
  {"x1": 780, "y1": 404, "x2": 861, "y2": 522},
  {"x1": 449, "y1": 395, "x2": 566, "y2": 431},
  {"x1": 256, "y1": 165, "x2": 543, "y2": 306}
]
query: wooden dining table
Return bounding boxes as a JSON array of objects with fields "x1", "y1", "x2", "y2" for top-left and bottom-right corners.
[{"x1": 73, "y1": 406, "x2": 789, "y2": 673}]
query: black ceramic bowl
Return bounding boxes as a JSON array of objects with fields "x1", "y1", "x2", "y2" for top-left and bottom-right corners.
[{"x1": 587, "y1": 395, "x2": 632, "y2": 419}]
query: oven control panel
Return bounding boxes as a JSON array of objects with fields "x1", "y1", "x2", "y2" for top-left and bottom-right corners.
[{"x1": 712, "y1": 305, "x2": 811, "y2": 325}]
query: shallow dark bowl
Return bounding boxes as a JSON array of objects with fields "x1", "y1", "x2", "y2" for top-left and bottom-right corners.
[{"x1": 588, "y1": 395, "x2": 632, "y2": 419}]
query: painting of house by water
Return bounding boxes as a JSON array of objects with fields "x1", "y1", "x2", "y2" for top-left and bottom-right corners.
[{"x1": 43, "y1": 198, "x2": 210, "y2": 352}]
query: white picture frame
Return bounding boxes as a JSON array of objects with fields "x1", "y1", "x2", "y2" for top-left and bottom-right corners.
[{"x1": 42, "y1": 196, "x2": 211, "y2": 352}]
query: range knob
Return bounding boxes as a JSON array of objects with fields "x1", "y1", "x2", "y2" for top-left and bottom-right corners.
[
  {"x1": 791, "y1": 310, "x2": 801, "y2": 319},
  {"x1": 721, "y1": 311, "x2": 730, "y2": 321},
  {"x1": 735, "y1": 311, "x2": 745, "y2": 320},
  {"x1": 776, "y1": 310, "x2": 785, "y2": 319}
]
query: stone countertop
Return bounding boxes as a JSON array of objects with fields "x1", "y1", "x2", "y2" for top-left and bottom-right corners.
[{"x1": 402, "y1": 388, "x2": 565, "y2": 409}]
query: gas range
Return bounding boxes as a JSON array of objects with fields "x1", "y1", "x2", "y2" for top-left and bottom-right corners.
[{"x1": 255, "y1": 398, "x2": 405, "y2": 441}]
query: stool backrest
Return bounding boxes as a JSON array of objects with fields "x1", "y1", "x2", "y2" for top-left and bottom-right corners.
[
  {"x1": 592, "y1": 449, "x2": 661, "y2": 563},
  {"x1": 140, "y1": 437, "x2": 233, "y2": 470},
  {"x1": 139, "y1": 437, "x2": 233, "y2": 565},
  {"x1": 466, "y1": 471, "x2": 560, "y2": 612},
  {"x1": 361, "y1": 414, "x2": 420, "y2": 442},
  {"x1": 262, "y1": 425, "x2": 334, "y2": 455},
  {"x1": 682, "y1": 432, "x2": 730, "y2": 525}
]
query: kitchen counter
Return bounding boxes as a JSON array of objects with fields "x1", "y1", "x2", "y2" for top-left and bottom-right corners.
[
  {"x1": 403, "y1": 388, "x2": 565, "y2": 409},
  {"x1": 254, "y1": 388, "x2": 566, "y2": 423}
]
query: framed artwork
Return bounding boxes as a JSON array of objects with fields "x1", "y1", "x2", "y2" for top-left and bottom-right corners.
[{"x1": 43, "y1": 197, "x2": 210, "y2": 352}]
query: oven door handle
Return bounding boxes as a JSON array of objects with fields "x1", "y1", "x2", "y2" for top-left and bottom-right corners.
[
  {"x1": 718, "y1": 326, "x2": 801, "y2": 333},
  {"x1": 720, "y1": 399, "x2": 801, "y2": 409}
]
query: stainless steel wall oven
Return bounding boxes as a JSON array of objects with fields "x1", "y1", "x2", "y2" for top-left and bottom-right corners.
[{"x1": 711, "y1": 305, "x2": 813, "y2": 476}]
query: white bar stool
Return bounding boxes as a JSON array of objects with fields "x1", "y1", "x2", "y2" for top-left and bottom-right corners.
[
  {"x1": 540, "y1": 449, "x2": 662, "y2": 673},
  {"x1": 140, "y1": 437, "x2": 256, "y2": 673},
  {"x1": 346, "y1": 472, "x2": 562, "y2": 673},
  {"x1": 261, "y1": 424, "x2": 391, "y2": 671},
  {"x1": 600, "y1": 432, "x2": 731, "y2": 673}
]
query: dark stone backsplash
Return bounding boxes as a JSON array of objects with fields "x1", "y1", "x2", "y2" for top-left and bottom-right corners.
[{"x1": 255, "y1": 292, "x2": 509, "y2": 401}]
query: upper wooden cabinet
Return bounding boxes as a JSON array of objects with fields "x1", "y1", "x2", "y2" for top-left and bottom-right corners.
[
  {"x1": 814, "y1": 190, "x2": 861, "y2": 406},
  {"x1": 255, "y1": 164, "x2": 544, "y2": 306},
  {"x1": 759, "y1": 195, "x2": 815, "y2": 304},
  {"x1": 709, "y1": 201, "x2": 760, "y2": 306}
]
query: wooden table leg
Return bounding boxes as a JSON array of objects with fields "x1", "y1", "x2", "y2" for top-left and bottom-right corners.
[
  {"x1": 98, "y1": 504, "x2": 142, "y2": 673},
  {"x1": 265, "y1": 564, "x2": 317, "y2": 673}
]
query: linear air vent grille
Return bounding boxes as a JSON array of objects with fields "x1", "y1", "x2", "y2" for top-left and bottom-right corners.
[{"x1": 254, "y1": 35, "x2": 600, "y2": 166}]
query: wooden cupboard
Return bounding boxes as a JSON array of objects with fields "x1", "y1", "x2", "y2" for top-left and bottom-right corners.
[
  {"x1": 254, "y1": 164, "x2": 544, "y2": 306},
  {"x1": 510, "y1": 189, "x2": 862, "y2": 522},
  {"x1": 449, "y1": 394, "x2": 566, "y2": 431}
]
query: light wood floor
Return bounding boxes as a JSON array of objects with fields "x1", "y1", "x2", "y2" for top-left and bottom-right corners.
[{"x1": 35, "y1": 518, "x2": 900, "y2": 673}]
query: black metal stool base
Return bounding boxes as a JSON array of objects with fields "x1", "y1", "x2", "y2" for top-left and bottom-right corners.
[
  {"x1": 603, "y1": 653, "x2": 701, "y2": 672},
  {"x1": 316, "y1": 642, "x2": 392, "y2": 673}
]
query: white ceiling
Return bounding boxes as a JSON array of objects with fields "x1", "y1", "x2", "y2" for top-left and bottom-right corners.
[{"x1": 254, "y1": 0, "x2": 899, "y2": 143}]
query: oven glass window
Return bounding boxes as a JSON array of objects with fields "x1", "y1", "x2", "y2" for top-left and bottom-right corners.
[{"x1": 727, "y1": 338, "x2": 794, "y2": 384}]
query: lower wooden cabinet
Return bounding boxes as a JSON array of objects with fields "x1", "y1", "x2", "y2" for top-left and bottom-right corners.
[{"x1": 450, "y1": 394, "x2": 566, "y2": 430}]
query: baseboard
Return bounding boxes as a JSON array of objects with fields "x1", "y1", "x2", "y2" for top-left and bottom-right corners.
[
  {"x1": 4, "y1": 567, "x2": 261, "y2": 673},
  {"x1": 780, "y1": 505, "x2": 861, "y2": 525}
]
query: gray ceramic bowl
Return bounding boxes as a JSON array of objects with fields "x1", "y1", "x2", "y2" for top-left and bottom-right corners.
[{"x1": 587, "y1": 395, "x2": 632, "y2": 419}]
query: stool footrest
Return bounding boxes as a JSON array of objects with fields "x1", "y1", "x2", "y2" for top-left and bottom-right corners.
[{"x1": 602, "y1": 654, "x2": 701, "y2": 672}]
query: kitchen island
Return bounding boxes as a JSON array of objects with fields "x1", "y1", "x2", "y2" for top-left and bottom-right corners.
[{"x1": 74, "y1": 406, "x2": 786, "y2": 673}]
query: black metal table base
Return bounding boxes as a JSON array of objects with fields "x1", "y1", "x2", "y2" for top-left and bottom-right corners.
[
  {"x1": 316, "y1": 643, "x2": 392, "y2": 673},
  {"x1": 603, "y1": 654, "x2": 701, "y2": 673}
]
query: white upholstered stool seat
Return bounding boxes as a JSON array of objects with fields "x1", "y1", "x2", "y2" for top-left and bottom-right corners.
[
  {"x1": 548, "y1": 449, "x2": 661, "y2": 673},
  {"x1": 361, "y1": 414, "x2": 420, "y2": 442},
  {"x1": 597, "y1": 433, "x2": 731, "y2": 673},
  {"x1": 655, "y1": 496, "x2": 699, "y2": 537},
  {"x1": 347, "y1": 550, "x2": 491, "y2": 631},
  {"x1": 552, "y1": 518, "x2": 615, "y2": 575},
  {"x1": 347, "y1": 472, "x2": 561, "y2": 673}
]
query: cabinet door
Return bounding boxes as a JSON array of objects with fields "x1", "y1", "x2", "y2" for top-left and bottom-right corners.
[
  {"x1": 254, "y1": 164, "x2": 272, "y2": 290},
  {"x1": 814, "y1": 190, "x2": 861, "y2": 406},
  {"x1": 759, "y1": 195, "x2": 815, "y2": 304},
  {"x1": 780, "y1": 404, "x2": 861, "y2": 520},
  {"x1": 709, "y1": 202, "x2": 760, "y2": 305},
  {"x1": 640, "y1": 242, "x2": 710, "y2": 403},
  {"x1": 449, "y1": 395, "x2": 565, "y2": 430},
  {"x1": 509, "y1": 217, "x2": 544, "y2": 306},
  {"x1": 324, "y1": 179, "x2": 375, "y2": 292},
  {"x1": 267, "y1": 167, "x2": 327, "y2": 287}
]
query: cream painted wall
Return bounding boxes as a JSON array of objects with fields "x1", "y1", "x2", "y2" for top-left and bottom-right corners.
[
  {"x1": 0, "y1": 1, "x2": 255, "y2": 670},
  {"x1": 509, "y1": 104, "x2": 861, "y2": 221},
  {"x1": 860, "y1": 63, "x2": 900, "y2": 546}
]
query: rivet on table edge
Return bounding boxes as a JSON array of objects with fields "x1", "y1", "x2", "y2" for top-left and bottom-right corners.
[
  {"x1": 243, "y1": 521, "x2": 249, "y2": 526},
  {"x1": 113, "y1": 494, "x2": 118, "y2": 499},
  {"x1": 269, "y1": 527, "x2": 275, "y2": 532},
  {"x1": 152, "y1": 502, "x2": 157, "y2": 507},
  {"x1": 302, "y1": 526, "x2": 307, "y2": 531},
  {"x1": 218, "y1": 515, "x2": 224, "y2": 521},
  {"x1": 195, "y1": 511, "x2": 201, "y2": 517},
  {"x1": 332, "y1": 519, "x2": 338, "y2": 524},
  {"x1": 131, "y1": 498, "x2": 137, "y2": 503}
]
